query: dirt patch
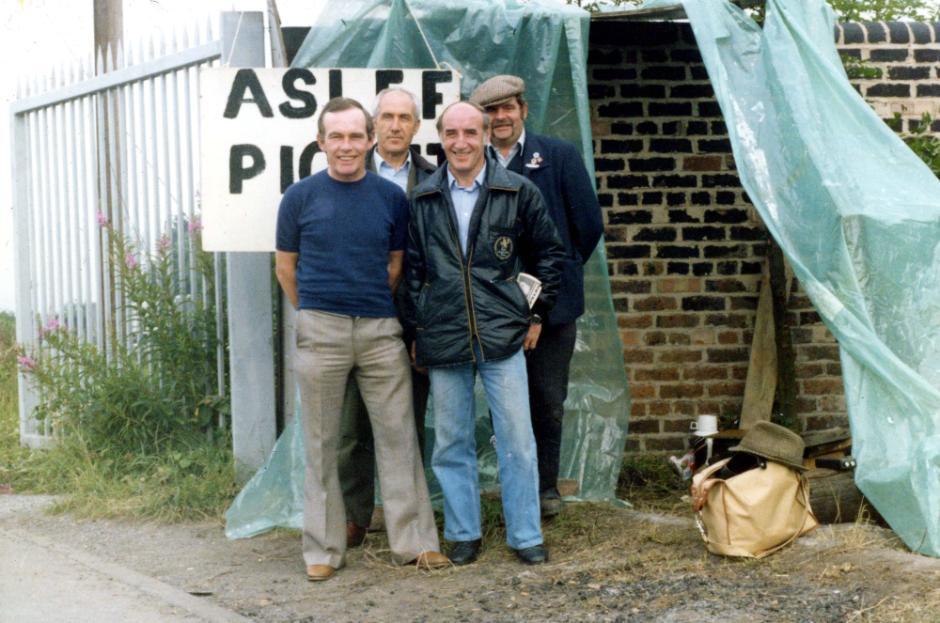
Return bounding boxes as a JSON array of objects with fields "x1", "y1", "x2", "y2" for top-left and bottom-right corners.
[{"x1": 3, "y1": 496, "x2": 939, "y2": 622}]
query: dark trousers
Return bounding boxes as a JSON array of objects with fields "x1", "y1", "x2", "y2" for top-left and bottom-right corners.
[
  {"x1": 526, "y1": 321, "x2": 577, "y2": 494},
  {"x1": 338, "y1": 369, "x2": 430, "y2": 528}
]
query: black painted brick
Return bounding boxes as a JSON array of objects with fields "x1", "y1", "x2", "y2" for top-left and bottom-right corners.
[
  {"x1": 630, "y1": 158, "x2": 676, "y2": 172},
  {"x1": 683, "y1": 226, "x2": 725, "y2": 241},
  {"x1": 601, "y1": 139, "x2": 644, "y2": 153},
  {"x1": 710, "y1": 121, "x2": 728, "y2": 135},
  {"x1": 649, "y1": 102, "x2": 693, "y2": 117},
  {"x1": 716, "y1": 261, "x2": 738, "y2": 275},
  {"x1": 702, "y1": 174, "x2": 741, "y2": 188},
  {"x1": 607, "y1": 175, "x2": 649, "y2": 189},
  {"x1": 889, "y1": 66, "x2": 930, "y2": 80},
  {"x1": 657, "y1": 245, "x2": 700, "y2": 259},
  {"x1": 650, "y1": 138, "x2": 693, "y2": 153},
  {"x1": 652, "y1": 174, "x2": 698, "y2": 188},
  {"x1": 671, "y1": 84, "x2": 715, "y2": 99},
  {"x1": 669, "y1": 209, "x2": 698, "y2": 223},
  {"x1": 910, "y1": 22, "x2": 931, "y2": 44},
  {"x1": 594, "y1": 158, "x2": 625, "y2": 172},
  {"x1": 887, "y1": 22, "x2": 909, "y2": 43},
  {"x1": 593, "y1": 68, "x2": 637, "y2": 81},
  {"x1": 620, "y1": 84, "x2": 667, "y2": 99},
  {"x1": 917, "y1": 84, "x2": 940, "y2": 97},
  {"x1": 617, "y1": 193, "x2": 640, "y2": 206},
  {"x1": 692, "y1": 262, "x2": 714, "y2": 276},
  {"x1": 869, "y1": 48, "x2": 908, "y2": 62},
  {"x1": 741, "y1": 261, "x2": 762, "y2": 274},
  {"x1": 842, "y1": 23, "x2": 864, "y2": 44},
  {"x1": 588, "y1": 48, "x2": 622, "y2": 65},
  {"x1": 667, "y1": 262, "x2": 690, "y2": 275},
  {"x1": 698, "y1": 138, "x2": 732, "y2": 153},
  {"x1": 634, "y1": 227, "x2": 677, "y2": 242},
  {"x1": 715, "y1": 192, "x2": 736, "y2": 205},
  {"x1": 865, "y1": 22, "x2": 886, "y2": 43},
  {"x1": 682, "y1": 296, "x2": 725, "y2": 311},
  {"x1": 666, "y1": 192, "x2": 687, "y2": 206},
  {"x1": 866, "y1": 83, "x2": 909, "y2": 98},
  {"x1": 697, "y1": 101, "x2": 722, "y2": 117},
  {"x1": 635, "y1": 121, "x2": 659, "y2": 135},
  {"x1": 607, "y1": 245, "x2": 652, "y2": 259},
  {"x1": 608, "y1": 210, "x2": 651, "y2": 225},
  {"x1": 730, "y1": 226, "x2": 765, "y2": 241},
  {"x1": 704, "y1": 208, "x2": 748, "y2": 223},
  {"x1": 671, "y1": 48, "x2": 703, "y2": 63},
  {"x1": 840, "y1": 48, "x2": 861, "y2": 59},
  {"x1": 661, "y1": 121, "x2": 680, "y2": 135},
  {"x1": 642, "y1": 49, "x2": 669, "y2": 63},
  {"x1": 641, "y1": 66, "x2": 687, "y2": 81},
  {"x1": 686, "y1": 121, "x2": 709, "y2": 135},
  {"x1": 704, "y1": 244, "x2": 748, "y2": 258},
  {"x1": 914, "y1": 49, "x2": 940, "y2": 62},
  {"x1": 597, "y1": 101, "x2": 644, "y2": 117},
  {"x1": 690, "y1": 65, "x2": 710, "y2": 80},
  {"x1": 589, "y1": 84, "x2": 616, "y2": 99},
  {"x1": 611, "y1": 122, "x2": 634, "y2": 135},
  {"x1": 598, "y1": 193, "x2": 613, "y2": 208},
  {"x1": 691, "y1": 192, "x2": 711, "y2": 206},
  {"x1": 642, "y1": 192, "x2": 663, "y2": 205}
]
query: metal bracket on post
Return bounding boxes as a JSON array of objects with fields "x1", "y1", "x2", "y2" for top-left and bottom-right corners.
[{"x1": 220, "y1": 11, "x2": 277, "y2": 483}]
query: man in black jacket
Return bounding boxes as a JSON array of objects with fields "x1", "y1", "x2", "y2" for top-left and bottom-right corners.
[
  {"x1": 406, "y1": 101, "x2": 565, "y2": 566},
  {"x1": 470, "y1": 75, "x2": 604, "y2": 518},
  {"x1": 338, "y1": 87, "x2": 438, "y2": 548}
]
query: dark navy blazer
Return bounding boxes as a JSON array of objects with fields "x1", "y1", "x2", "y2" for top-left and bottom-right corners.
[{"x1": 510, "y1": 130, "x2": 603, "y2": 326}]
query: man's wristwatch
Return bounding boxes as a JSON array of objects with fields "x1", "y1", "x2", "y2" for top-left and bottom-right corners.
[{"x1": 529, "y1": 313, "x2": 542, "y2": 326}]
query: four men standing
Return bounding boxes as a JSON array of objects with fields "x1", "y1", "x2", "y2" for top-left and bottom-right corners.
[{"x1": 277, "y1": 73, "x2": 602, "y2": 576}]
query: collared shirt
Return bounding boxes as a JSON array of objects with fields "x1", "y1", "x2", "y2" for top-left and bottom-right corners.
[
  {"x1": 447, "y1": 164, "x2": 486, "y2": 254},
  {"x1": 490, "y1": 129, "x2": 526, "y2": 169},
  {"x1": 373, "y1": 150, "x2": 412, "y2": 192}
]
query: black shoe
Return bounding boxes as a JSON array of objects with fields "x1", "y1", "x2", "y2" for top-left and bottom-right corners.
[
  {"x1": 540, "y1": 489, "x2": 563, "y2": 519},
  {"x1": 514, "y1": 544, "x2": 548, "y2": 565},
  {"x1": 447, "y1": 539, "x2": 482, "y2": 566}
]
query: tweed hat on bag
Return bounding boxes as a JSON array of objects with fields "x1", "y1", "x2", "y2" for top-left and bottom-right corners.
[
  {"x1": 730, "y1": 421, "x2": 807, "y2": 472},
  {"x1": 469, "y1": 75, "x2": 526, "y2": 108}
]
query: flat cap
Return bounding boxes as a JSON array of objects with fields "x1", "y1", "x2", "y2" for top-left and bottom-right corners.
[{"x1": 469, "y1": 75, "x2": 526, "y2": 108}]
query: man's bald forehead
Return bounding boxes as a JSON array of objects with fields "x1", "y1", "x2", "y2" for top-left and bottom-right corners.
[{"x1": 436, "y1": 101, "x2": 489, "y2": 133}]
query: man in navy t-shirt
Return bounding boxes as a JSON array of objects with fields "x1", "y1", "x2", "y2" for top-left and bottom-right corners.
[{"x1": 275, "y1": 97, "x2": 447, "y2": 581}]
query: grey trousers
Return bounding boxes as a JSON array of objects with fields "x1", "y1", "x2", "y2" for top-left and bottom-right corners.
[{"x1": 295, "y1": 310, "x2": 439, "y2": 568}]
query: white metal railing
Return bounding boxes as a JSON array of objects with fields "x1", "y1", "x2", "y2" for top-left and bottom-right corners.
[{"x1": 11, "y1": 21, "x2": 227, "y2": 447}]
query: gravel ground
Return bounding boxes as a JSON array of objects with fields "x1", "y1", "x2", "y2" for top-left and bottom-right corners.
[{"x1": 2, "y1": 494, "x2": 939, "y2": 623}]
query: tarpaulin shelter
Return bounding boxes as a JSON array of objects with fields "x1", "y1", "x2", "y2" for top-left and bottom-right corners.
[{"x1": 225, "y1": 0, "x2": 631, "y2": 539}]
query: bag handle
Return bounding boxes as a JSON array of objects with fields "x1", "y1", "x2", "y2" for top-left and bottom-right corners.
[{"x1": 691, "y1": 457, "x2": 730, "y2": 512}]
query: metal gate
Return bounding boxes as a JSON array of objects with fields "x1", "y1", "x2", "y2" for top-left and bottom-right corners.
[{"x1": 11, "y1": 22, "x2": 226, "y2": 448}]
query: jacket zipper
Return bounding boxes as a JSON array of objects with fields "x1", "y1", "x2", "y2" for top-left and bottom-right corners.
[{"x1": 443, "y1": 195, "x2": 478, "y2": 363}]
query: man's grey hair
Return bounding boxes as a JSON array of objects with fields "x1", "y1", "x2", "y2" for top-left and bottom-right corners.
[
  {"x1": 435, "y1": 101, "x2": 491, "y2": 134},
  {"x1": 372, "y1": 87, "x2": 421, "y2": 119}
]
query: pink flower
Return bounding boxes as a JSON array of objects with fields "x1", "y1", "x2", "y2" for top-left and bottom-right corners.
[
  {"x1": 17, "y1": 355, "x2": 36, "y2": 370},
  {"x1": 42, "y1": 317, "x2": 61, "y2": 334},
  {"x1": 125, "y1": 252, "x2": 139, "y2": 270},
  {"x1": 187, "y1": 218, "x2": 202, "y2": 234},
  {"x1": 96, "y1": 211, "x2": 109, "y2": 226},
  {"x1": 157, "y1": 235, "x2": 171, "y2": 252}
]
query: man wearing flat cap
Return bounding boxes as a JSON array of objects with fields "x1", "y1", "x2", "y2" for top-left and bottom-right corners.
[{"x1": 470, "y1": 75, "x2": 604, "y2": 518}]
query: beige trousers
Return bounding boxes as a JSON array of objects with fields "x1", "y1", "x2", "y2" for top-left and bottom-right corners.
[{"x1": 295, "y1": 310, "x2": 439, "y2": 567}]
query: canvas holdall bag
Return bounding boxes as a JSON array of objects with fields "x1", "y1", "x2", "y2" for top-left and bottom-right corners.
[{"x1": 691, "y1": 456, "x2": 818, "y2": 558}]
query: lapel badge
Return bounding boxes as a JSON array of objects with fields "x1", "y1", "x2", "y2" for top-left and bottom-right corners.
[{"x1": 525, "y1": 152, "x2": 543, "y2": 169}]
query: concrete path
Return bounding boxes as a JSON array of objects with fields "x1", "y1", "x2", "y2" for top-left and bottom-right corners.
[{"x1": 0, "y1": 500, "x2": 253, "y2": 623}]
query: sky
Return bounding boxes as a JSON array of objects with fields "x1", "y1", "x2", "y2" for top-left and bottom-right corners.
[{"x1": 0, "y1": 0, "x2": 327, "y2": 313}]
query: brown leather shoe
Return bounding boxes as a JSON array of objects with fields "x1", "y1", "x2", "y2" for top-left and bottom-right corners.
[
  {"x1": 346, "y1": 521, "x2": 367, "y2": 548},
  {"x1": 305, "y1": 564, "x2": 336, "y2": 582},
  {"x1": 412, "y1": 551, "x2": 450, "y2": 570}
]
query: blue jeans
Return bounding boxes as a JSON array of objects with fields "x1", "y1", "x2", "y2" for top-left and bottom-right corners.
[{"x1": 429, "y1": 345, "x2": 543, "y2": 550}]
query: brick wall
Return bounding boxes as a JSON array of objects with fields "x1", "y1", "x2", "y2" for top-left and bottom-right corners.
[{"x1": 588, "y1": 21, "x2": 940, "y2": 453}]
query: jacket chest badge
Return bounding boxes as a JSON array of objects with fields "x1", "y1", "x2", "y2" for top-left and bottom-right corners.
[
  {"x1": 493, "y1": 235, "x2": 514, "y2": 261},
  {"x1": 525, "y1": 152, "x2": 543, "y2": 169}
]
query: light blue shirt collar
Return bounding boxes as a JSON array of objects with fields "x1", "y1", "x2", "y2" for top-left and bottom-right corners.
[
  {"x1": 491, "y1": 129, "x2": 526, "y2": 168},
  {"x1": 447, "y1": 164, "x2": 486, "y2": 254},
  {"x1": 373, "y1": 150, "x2": 412, "y2": 192}
]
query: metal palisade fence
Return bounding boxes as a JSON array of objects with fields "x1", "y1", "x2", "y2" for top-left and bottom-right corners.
[{"x1": 11, "y1": 21, "x2": 228, "y2": 447}]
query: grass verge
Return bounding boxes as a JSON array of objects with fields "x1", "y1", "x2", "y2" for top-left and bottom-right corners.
[{"x1": 0, "y1": 311, "x2": 237, "y2": 522}]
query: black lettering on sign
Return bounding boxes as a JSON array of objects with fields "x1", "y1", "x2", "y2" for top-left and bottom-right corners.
[
  {"x1": 229, "y1": 144, "x2": 266, "y2": 193},
  {"x1": 375, "y1": 70, "x2": 404, "y2": 93},
  {"x1": 223, "y1": 69, "x2": 274, "y2": 118},
  {"x1": 279, "y1": 68, "x2": 318, "y2": 119},
  {"x1": 280, "y1": 146, "x2": 294, "y2": 192},
  {"x1": 421, "y1": 71, "x2": 452, "y2": 120},
  {"x1": 299, "y1": 142, "x2": 321, "y2": 179},
  {"x1": 329, "y1": 70, "x2": 343, "y2": 99},
  {"x1": 425, "y1": 143, "x2": 445, "y2": 166}
]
